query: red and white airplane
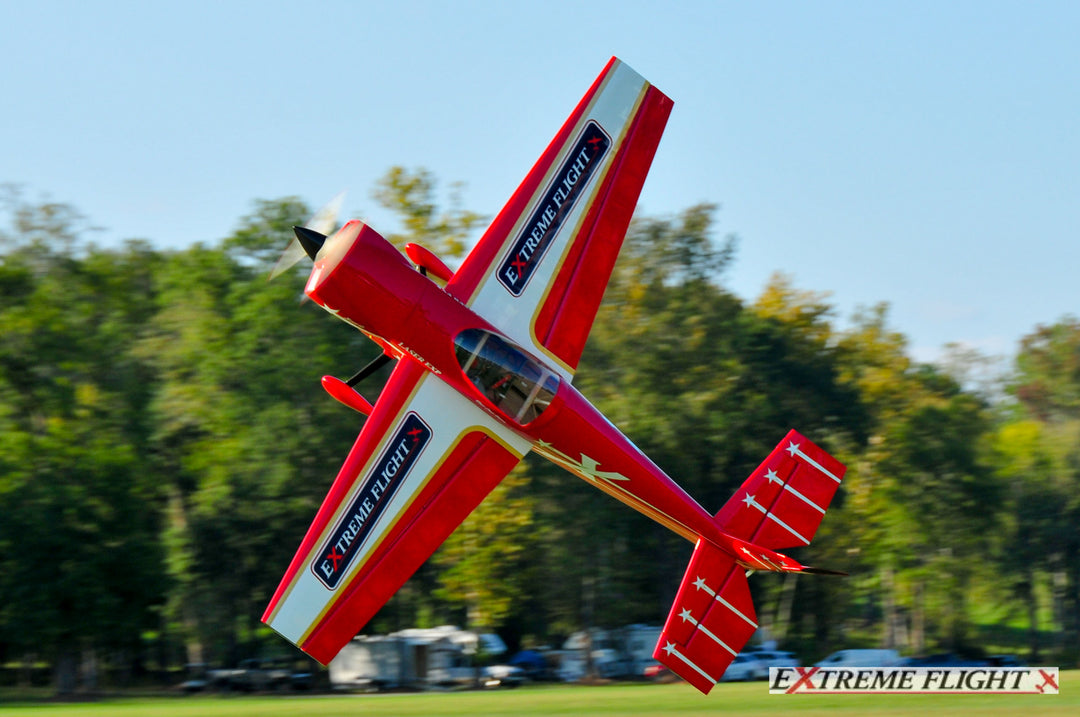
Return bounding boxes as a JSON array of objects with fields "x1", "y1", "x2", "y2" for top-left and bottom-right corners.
[{"x1": 262, "y1": 57, "x2": 846, "y2": 694}]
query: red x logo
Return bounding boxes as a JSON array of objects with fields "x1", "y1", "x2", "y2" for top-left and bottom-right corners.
[
  {"x1": 511, "y1": 254, "x2": 528, "y2": 274},
  {"x1": 326, "y1": 547, "x2": 343, "y2": 571},
  {"x1": 787, "y1": 666, "x2": 819, "y2": 693},
  {"x1": 1036, "y1": 669, "x2": 1058, "y2": 693}
]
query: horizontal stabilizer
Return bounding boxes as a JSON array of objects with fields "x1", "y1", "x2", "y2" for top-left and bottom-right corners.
[{"x1": 653, "y1": 540, "x2": 757, "y2": 694}]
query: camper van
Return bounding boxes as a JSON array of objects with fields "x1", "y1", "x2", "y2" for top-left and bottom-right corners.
[
  {"x1": 329, "y1": 626, "x2": 517, "y2": 690},
  {"x1": 556, "y1": 625, "x2": 662, "y2": 680}
]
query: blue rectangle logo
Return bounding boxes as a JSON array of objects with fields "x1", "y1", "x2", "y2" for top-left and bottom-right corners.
[
  {"x1": 498, "y1": 120, "x2": 611, "y2": 295},
  {"x1": 312, "y1": 413, "x2": 431, "y2": 590}
]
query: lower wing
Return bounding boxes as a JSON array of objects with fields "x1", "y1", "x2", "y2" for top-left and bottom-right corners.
[{"x1": 263, "y1": 360, "x2": 533, "y2": 664}]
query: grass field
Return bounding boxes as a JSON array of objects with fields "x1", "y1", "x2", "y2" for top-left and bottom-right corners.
[{"x1": 0, "y1": 674, "x2": 1075, "y2": 717}]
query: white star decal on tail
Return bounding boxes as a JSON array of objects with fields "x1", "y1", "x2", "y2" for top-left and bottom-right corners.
[
  {"x1": 687, "y1": 573, "x2": 757, "y2": 627},
  {"x1": 786, "y1": 440, "x2": 841, "y2": 483},
  {"x1": 658, "y1": 641, "x2": 717, "y2": 685}
]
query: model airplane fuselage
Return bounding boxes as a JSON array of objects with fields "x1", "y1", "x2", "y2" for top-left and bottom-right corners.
[
  {"x1": 262, "y1": 58, "x2": 846, "y2": 694},
  {"x1": 306, "y1": 219, "x2": 809, "y2": 571}
]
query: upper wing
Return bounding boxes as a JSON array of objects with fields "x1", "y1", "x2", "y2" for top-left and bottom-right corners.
[
  {"x1": 445, "y1": 57, "x2": 672, "y2": 378},
  {"x1": 263, "y1": 359, "x2": 533, "y2": 664},
  {"x1": 713, "y1": 430, "x2": 846, "y2": 550}
]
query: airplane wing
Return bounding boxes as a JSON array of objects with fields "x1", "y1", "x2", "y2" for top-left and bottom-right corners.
[
  {"x1": 445, "y1": 57, "x2": 672, "y2": 379},
  {"x1": 262, "y1": 359, "x2": 533, "y2": 664}
]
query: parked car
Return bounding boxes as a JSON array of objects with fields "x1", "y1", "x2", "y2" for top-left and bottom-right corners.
[
  {"x1": 643, "y1": 663, "x2": 669, "y2": 680},
  {"x1": 901, "y1": 653, "x2": 988, "y2": 667},
  {"x1": 480, "y1": 664, "x2": 524, "y2": 688},
  {"x1": 206, "y1": 658, "x2": 310, "y2": 692},
  {"x1": 720, "y1": 653, "x2": 766, "y2": 681},
  {"x1": 508, "y1": 649, "x2": 555, "y2": 681},
  {"x1": 747, "y1": 650, "x2": 800, "y2": 669},
  {"x1": 815, "y1": 649, "x2": 901, "y2": 668},
  {"x1": 178, "y1": 663, "x2": 209, "y2": 692}
]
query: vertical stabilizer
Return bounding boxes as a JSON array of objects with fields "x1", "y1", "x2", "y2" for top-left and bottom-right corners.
[{"x1": 715, "y1": 430, "x2": 846, "y2": 550}]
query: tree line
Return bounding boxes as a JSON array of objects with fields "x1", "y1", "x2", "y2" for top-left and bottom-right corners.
[{"x1": 1, "y1": 174, "x2": 1078, "y2": 693}]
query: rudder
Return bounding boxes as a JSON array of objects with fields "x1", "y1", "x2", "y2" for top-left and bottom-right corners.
[{"x1": 714, "y1": 429, "x2": 845, "y2": 550}]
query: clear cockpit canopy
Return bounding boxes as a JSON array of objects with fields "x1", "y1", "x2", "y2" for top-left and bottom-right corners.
[{"x1": 454, "y1": 329, "x2": 560, "y2": 425}]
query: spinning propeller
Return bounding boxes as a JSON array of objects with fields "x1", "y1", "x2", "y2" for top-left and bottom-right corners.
[
  {"x1": 268, "y1": 191, "x2": 346, "y2": 280},
  {"x1": 267, "y1": 192, "x2": 388, "y2": 413}
]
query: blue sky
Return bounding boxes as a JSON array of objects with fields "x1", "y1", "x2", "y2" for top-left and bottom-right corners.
[{"x1": 3, "y1": 1, "x2": 1078, "y2": 364}]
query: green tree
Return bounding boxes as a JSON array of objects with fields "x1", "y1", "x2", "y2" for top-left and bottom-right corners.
[
  {"x1": 1001, "y1": 318, "x2": 1080, "y2": 661},
  {"x1": 1012, "y1": 317, "x2": 1080, "y2": 423},
  {"x1": 137, "y1": 200, "x2": 370, "y2": 665},
  {"x1": 833, "y1": 306, "x2": 1003, "y2": 656},
  {"x1": 989, "y1": 419, "x2": 1061, "y2": 660},
  {"x1": 0, "y1": 195, "x2": 167, "y2": 692},
  {"x1": 372, "y1": 167, "x2": 484, "y2": 259},
  {"x1": 432, "y1": 468, "x2": 537, "y2": 631}
]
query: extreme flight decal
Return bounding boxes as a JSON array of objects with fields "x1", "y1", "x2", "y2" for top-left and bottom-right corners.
[
  {"x1": 312, "y1": 413, "x2": 431, "y2": 589},
  {"x1": 498, "y1": 120, "x2": 611, "y2": 295}
]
